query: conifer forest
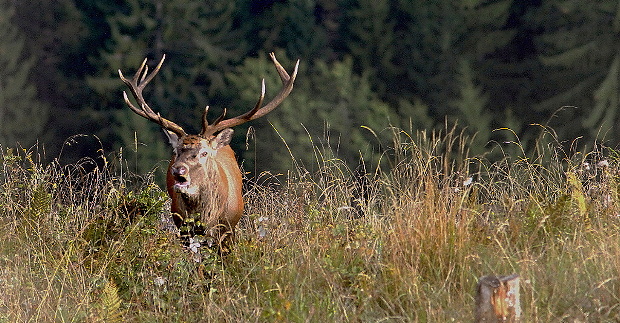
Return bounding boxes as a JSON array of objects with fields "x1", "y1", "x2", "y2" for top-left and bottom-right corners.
[{"x1": 1, "y1": 0, "x2": 617, "y2": 173}]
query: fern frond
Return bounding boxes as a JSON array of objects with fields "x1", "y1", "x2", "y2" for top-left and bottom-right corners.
[
  {"x1": 99, "y1": 279, "x2": 123, "y2": 323},
  {"x1": 29, "y1": 183, "x2": 51, "y2": 218}
]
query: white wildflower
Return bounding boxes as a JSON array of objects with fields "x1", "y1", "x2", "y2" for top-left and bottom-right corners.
[
  {"x1": 154, "y1": 276, "x2": 166, "y2": 286},
  {"x1": 597, "y1": 160, "x2": 609, "y2": 168},
  {"x1": 583, "y1": 162, "x2": 591, "y2": 171},
  {"x1": 257, "y1": 226, "x2": 267, "y2": 238},
  {"x1": 188, "y1": 237, "x2": 201, "y2": 253},
  {"x1": 257, "y1": 216, "x2": 269, "y2": 238},
  {"x1": 602, "y1": 194, "x2": 613, "y2": 207},
  {"x1": 463, "y1": 177, "x2": 473, "y2": 186}
]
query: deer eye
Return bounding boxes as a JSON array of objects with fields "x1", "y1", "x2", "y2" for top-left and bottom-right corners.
[{"x1": 200, "y1": 151, "x2": 208, "y2": 158}]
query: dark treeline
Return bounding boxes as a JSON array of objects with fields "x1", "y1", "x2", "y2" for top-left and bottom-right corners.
[{"x1": 1, "y1": 0, "x2": 618, "y2": 175}]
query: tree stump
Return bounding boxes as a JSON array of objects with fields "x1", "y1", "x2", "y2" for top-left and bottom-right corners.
[{"x1": 475, "y1": 274, "x2": 521, "y2": 322}]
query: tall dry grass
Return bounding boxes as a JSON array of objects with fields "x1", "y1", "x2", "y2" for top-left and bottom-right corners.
[{"x1": 1, "y1": 127, "x2": 620, "y2": 322}]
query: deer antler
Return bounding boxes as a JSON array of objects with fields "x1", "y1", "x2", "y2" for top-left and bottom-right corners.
[
  {"x1": 200, "y1": 52, "x2": 299, "y2": 137},
  {"x1": 118, "y1": 55, "x2": 187, "y2": 137}
]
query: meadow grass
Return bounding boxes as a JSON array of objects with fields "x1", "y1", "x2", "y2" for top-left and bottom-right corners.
[{"x1": 1, "y1": 127, "x2": 620, "y2": 322}]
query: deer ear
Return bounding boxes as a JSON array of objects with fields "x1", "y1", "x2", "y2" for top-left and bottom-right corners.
[
  {"x1": 211, "y1": 128, "x2": 234, "y2": 150},
  {"x1": 164, "y1": 129, "x2": 180, "y2": 152}
]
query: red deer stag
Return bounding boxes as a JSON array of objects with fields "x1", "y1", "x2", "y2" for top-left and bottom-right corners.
[{"x1": 118, "y1": 53, "x2": 299, "y2": 248}]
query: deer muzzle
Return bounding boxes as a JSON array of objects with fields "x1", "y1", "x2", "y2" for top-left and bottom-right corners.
[{"x1": 170, "y1": 164, "x2": 190, "y2": 191}]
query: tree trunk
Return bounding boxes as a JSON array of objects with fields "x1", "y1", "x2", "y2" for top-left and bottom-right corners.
[{"x1": 475, "y1": 274, "x2": 521, "y2": 322}]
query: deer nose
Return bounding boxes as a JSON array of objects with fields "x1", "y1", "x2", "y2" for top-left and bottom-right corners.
[{"x1": 171, "y1": 165, "x2": 188, "y2": 176}]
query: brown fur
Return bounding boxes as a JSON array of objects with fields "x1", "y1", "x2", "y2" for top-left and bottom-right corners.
[{"x1": 166, "y1": 134, "x2": 243, "y2": 246}]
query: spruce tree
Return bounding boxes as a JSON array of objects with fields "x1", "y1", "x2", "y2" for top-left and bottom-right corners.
[
  {"x1": 449, "y1": 59, "x2": 492, "y2": 154},
  {"x1": 342, "y1": 0, "x2": 516, "y2": 140},
  {"x1": 531, "y1": 0, "x2": 620, "y2": 141},
  {"x1": 341, "y1": 0, "x2": 397, "y2": 98},
  {"x1": 87, "y1": 0, "x2": 247, "y2": 174},
  {"x1": 239, "y1": 0, "x2": 330, "y2": 60},
  {"x1": 226, "y1": 53, "x2": 394, "y2": 173},
  {"x1": 0, "y1": 0, "x2": 48, "y2": 148},
  {"x1": 469, "y1": 1, "x2": 543, "y2": 148},
  {"x1": 11, "y1": 0, "x2": 96, "y2": 159}
]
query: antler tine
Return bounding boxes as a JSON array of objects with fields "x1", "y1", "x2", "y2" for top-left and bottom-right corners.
[
  {"x1": 141, "y1": 55, "x2": 165, "y2": 88},
  {"x1": 241, "y1": 55, "x2": 298, "y2": 120},
  {"x1": 213, "y1": 108, "x2": 227, "y2": 126},
  {"x1": 119, "y1": 55, "x2": 187, "y2": 137},
  {"x1": 140, "y1": 64, "x2": 148, "y2": 83},
  {"x1": 241, "y1": 79, "x2": 266, "y2": 121},
  {"x1": 201, "y1": 105, "x2": 210, "y2": 132},
  {"x1": 200, "y1": 53, "x2": 298, "y2": 137},
  {"x1": 269, "y1": 52, "x2": 291, "y2": 83},
  {"x1": 134, "y1": 58, "x2": 148, "y2": 83}
]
